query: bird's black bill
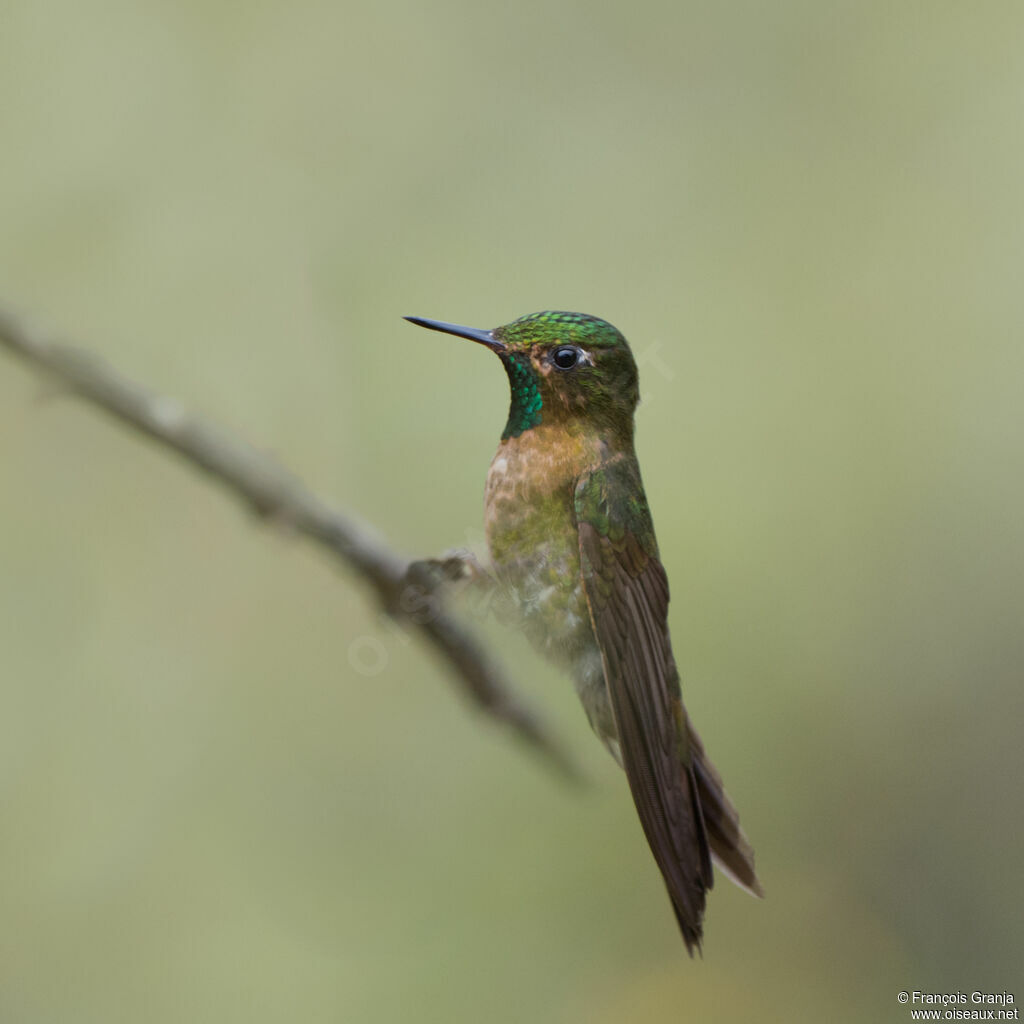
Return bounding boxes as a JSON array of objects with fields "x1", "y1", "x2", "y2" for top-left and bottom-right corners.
[{"x1": 403, "y1": 316, "x2": 505, "y2": 352}]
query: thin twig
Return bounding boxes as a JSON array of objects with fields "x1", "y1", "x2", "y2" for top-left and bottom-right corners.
[{"x1": 0, "y1": 305, "x2": 579, "y2": 781}]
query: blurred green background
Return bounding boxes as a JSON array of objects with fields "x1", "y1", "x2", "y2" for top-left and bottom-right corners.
[{"x1": 1, "y1": 2, "x2": 1022, "y2": 1021}]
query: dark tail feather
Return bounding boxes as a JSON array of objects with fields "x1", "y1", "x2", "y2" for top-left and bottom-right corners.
[{"x1": 688, "y1": 724, "x2": 764, "y2": 898}]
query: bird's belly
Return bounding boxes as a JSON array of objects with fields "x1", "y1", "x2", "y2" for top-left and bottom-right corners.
[
  {"x1": 487, "y1": 509, "x2": 590, "y2": 657},
  {"x1": 485, "y1": 463, "x2": 617, "y2": 751}
]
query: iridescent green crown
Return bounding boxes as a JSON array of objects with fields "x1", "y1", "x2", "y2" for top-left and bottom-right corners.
[{"x1": 495, "y1": 311, "x2": 628, "y2": 351}]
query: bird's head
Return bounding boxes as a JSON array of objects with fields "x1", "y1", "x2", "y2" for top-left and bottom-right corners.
[{"x1": 405, "y1": 310, "x2": 639, "y2": 442}]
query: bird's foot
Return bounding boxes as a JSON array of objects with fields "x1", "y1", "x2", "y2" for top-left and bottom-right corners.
[{"x1": 403, "y1": 550, "x2": 504, "y2": 619}]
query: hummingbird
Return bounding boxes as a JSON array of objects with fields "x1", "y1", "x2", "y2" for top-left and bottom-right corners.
[{"x1": 404, "y1": 310, "x2": 762, "y2": 952}]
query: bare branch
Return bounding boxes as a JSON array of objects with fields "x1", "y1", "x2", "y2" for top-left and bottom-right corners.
[{"x1": 0, "y1": 305, "x2": 579, "y2": 781}]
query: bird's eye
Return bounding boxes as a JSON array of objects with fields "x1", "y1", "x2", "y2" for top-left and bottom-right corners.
[{"x1": 553, "y1": 346, "x2": 580, "y2": 370}]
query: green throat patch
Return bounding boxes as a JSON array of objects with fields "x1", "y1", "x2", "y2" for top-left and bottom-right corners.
[{"x1": 501, "y1": 353, "x2": 543, "y2": 439}]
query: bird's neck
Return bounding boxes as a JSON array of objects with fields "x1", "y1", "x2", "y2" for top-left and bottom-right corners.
[{"x1": 490, "y1": 420, "x2": 631, "y2": 500}]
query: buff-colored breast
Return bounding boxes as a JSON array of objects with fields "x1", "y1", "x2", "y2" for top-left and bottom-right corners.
[{"x1": 483, "y1": 423, "x2": 619, "y2": 747}]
